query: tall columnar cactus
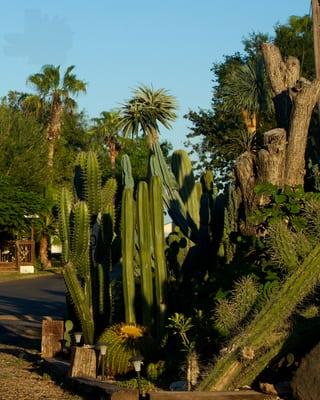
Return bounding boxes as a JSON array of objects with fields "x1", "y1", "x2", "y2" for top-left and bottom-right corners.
[
  {"x1": 121, "y1": 153, "x2": 134, "y2": 189},
  {"x1": 58, "y1": 151, "x2": 117, "y2": 344},
  {"x1": 200, "y1": 222, "x2": 320, "y2": 391},
  {"x1": 149, "y1": 176, "x2": 167, "y2": 338},
  {"x1": 137, "y1": 181, "x2": 153, "y2": 327},
  {"x1": 121, "y1": 187, "x2": 136, "y2": 324},
  {"x1": 150, "y1": 143, "x2": 234, "y2": 254},
  {"x1": 171, "y1": 150, "x2": 200, "y2": 231},
  {"x1": 121, "y1": 155, "x2": 168, "y2": 335}
]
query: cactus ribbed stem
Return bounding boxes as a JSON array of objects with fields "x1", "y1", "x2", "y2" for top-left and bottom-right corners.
[
  {"x1": 200, "y1": 241, "x2": 320, "y2": 391},
  {"x1": 171, "y1": 150, "x2": 200, "y2": 230},
  {"x1": 58, "y1": 187, "x2": 72, "y2": 263},
  {"x1": 85, "y1": 151, "x2": 102, "y2": 215},
  {"x1": 121, "y1": 187, "x2": 136, "y2": 323},
  {"x1": 137, "y1": 181, "x2": 154, "y2": 328},
  {"x1": 150, "y1": 176, "x2": 167, "y2": 339}
]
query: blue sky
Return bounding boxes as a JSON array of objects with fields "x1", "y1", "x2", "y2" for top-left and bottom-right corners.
[{"x1": 0, "y1": 1, "x2": 310, "y2": 149}]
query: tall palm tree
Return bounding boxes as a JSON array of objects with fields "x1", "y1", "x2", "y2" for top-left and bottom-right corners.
[
  {"x1": 120, "y1": 85, "x2": 177, "y2": 146},
  {"x1": 90, "y1": 110, "x2": 122, "y2": 175},
  {"x1": 27, "y1": 65, "x2": 86, "y2": 172}
]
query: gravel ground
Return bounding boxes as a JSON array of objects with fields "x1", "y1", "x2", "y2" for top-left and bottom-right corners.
[{"x1": 0, "y1": 345, "x2": 83, "y2": 400}]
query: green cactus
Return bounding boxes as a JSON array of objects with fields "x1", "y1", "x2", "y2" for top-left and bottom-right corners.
[
  {"x1": 121, "y1": 154, "x2": 134, "y2": 189},
  {"x1": 200, "y1": 222, "x2": 320, "y2": 391},
  {"x1": 171, "y1": 150, "x2": 200, "y2": 231},
  {"x1": 98, "y1": 323, "x2": 149, "y2": 376},
  {"x1": 136, "y1": 181, "x2": 153, "y2": 328},
  {"x1": 58, "y1": 151, "x2": 117, "y2": 344},
  {"x1": 121, "y1": 156, "x2": 169, "y2": 336},
  {"x1": 58, "y1": 187, "x2": 72, "y2": 264},
  {"x1": 63, "y1": 320, "x2": 74, "y2": 349},
  {"x1": 149, "y1": 176, "x2": 167, "y2": 338},
  {"x1": 121, "y1": 187, "x2": 136, "y2": 324}
]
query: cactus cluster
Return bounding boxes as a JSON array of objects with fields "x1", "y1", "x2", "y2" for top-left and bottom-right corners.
[
  {"x1": 121, "y1": 156, "x2": 167, "y2": 339},
  {"x1": 200, "y1": 221, "x2": 320, "y2": 390},
  {"x1": 58, "y1": 151, "x2": 117, "y2": 344}
]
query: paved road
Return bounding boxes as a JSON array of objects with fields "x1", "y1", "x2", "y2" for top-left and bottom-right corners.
[{"x1": 0, "y1": 275, "x2": 67, "y2": 348}]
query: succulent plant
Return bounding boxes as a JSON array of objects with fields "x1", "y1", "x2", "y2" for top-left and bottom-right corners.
[{"x1": 98, "y1": 323, "x2": 150, "y2": 376}]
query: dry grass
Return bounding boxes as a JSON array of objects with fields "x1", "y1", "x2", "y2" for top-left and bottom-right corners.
[{"x1": 0, "y1": 344, "x2": 83, "y2": 400}]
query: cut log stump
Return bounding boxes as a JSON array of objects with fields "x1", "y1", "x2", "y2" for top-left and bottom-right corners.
[
  {"x1": 41, "y1": 319, "x2": 64, "y2": 358},
  {"x1": 69, "y1": 346, "x2": 97, "y2": 379}
]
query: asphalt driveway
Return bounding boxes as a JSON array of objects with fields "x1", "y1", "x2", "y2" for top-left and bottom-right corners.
[{"x1": 0, "y1": 274, "x2": 67, "y2": 347}]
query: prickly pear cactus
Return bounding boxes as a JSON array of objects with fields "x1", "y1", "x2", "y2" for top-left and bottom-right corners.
[{"x1": 64, "y1": 320, "x2": 74, "y2": 349}]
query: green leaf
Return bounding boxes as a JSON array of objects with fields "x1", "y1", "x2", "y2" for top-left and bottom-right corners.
[{"x1": 274, "y1": 194, "x2": 287, "y2": 204}]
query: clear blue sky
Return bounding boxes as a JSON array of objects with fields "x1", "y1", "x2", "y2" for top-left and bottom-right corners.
[{"x1": 0, "y1": 1, "x2": 310, "y2": 149}]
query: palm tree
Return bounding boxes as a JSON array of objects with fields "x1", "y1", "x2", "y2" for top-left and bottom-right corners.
[
  {"x1": 90, "y1": 111, "x2": 122, "y2": 175},
  {"x1": 120, "y1": 85, "x2": 177, "y2": 146},
  {"x1": 27, "y1": 65, "x2": 86, "y2": 172}
]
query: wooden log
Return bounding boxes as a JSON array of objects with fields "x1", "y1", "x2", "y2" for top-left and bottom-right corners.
[
  {"x1": 41, "y1": 319, "x2": 64, "y2": 358},
  {"x1": 149, "y1": 390, "x2": 276, "y2": 399},
  {"x1": 69, "y1": 346, "x2": 97, "y2": 378}
]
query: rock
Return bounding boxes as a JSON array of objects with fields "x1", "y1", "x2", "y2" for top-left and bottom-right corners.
[{"x1": 291, "y1": 341, "x2": 320, "y2": 400}]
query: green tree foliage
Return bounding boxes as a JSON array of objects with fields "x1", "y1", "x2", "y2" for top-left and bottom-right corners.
[
  {"x1": 0, "y1": 176, "x2": 50, "y2": 238},
  {"x1": 0, "y1": 101, "x2": 48, "y2": 190},
  {"x1": 274, "y1": 15, "x2": 314, "y2": 79}
]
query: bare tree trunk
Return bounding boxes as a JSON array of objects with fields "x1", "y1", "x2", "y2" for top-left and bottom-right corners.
[
  {"x1": 46, "y1": 100, "x2": 63, "y2": 172},
  {"x1": 285, "y1": 79, "x2": 320, "y2": 186},
  {"x1": 261, "y1": 43, "x2": 320, "y2": 187},
  {"x1": 235, "y1": 44, "x2": 320, "y2": 231},
  {"x1": 39, "y1": 234, "x2": 52, "y2": 269}
]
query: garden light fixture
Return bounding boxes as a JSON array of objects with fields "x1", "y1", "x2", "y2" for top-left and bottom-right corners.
[
  {"x1": 74, "y1": 332, "x2": 82, "y2": 345},
  {"x1": 96, "y1": 341, "x2": 108, "y2": 380},
  {"x1": 129, "y1": 355, "x2": 144, "y2": 398}
]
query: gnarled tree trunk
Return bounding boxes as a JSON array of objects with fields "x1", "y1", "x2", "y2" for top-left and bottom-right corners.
[{"x1": 235, "y1": 43, "x2": 320, "y2": 231}]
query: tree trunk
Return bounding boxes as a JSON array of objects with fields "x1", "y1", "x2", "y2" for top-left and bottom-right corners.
[
  {"x1": 234, "y1": 44, "x2": 320, "y2": 231},
  {"x1": 39, "y1": 234, "x2": 52, "y2": 269},
  {"x1": 46, "y1": 99, "x2": 63, "y2": 172}
]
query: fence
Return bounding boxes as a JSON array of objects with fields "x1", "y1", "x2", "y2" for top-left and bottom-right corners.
[{"x1": 0, "y1": 240, "x2": 35, "y2": 272}]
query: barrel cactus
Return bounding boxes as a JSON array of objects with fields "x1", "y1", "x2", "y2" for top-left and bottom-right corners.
[{"x1": 98, "y1": 323, "x2": 150, "y2": 376}]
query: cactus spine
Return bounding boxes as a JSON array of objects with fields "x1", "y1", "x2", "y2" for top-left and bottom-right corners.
[{"x1": 200, "y1": 224, "x2": 320, "y2": 390}]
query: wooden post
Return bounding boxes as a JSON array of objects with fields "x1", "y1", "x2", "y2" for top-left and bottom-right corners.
[
  {"x1": 41, "y1": 319, "x2": 64, "y2": 358},
  {"x1": 69, "y1": 347, "x2": 97, "y2": 378}
]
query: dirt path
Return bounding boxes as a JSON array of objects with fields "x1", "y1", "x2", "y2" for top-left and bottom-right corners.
[{"x1": 0, "y1": 344, "x2": 83, "y2": 400}]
